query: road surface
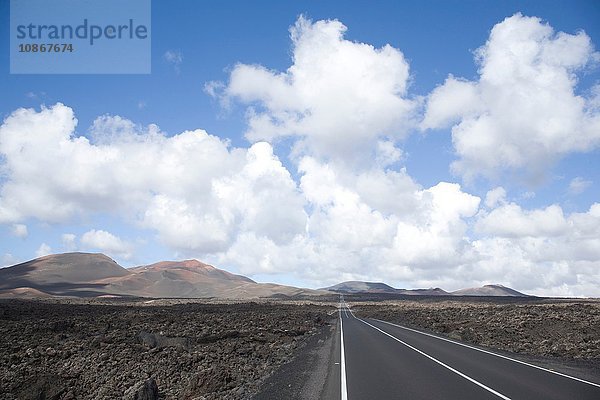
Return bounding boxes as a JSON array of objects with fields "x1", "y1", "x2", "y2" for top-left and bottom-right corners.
[{"x1": 336, "y1": 300, "x2": 600, "y2": 400}]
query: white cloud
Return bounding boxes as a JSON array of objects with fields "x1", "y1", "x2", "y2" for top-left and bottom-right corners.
[
  {"x1": 81, "y1": 229, "x2": 133, "y2": 259},
  {"x1": 10, "y1": 223, "x2": 28, "y2": 238},
  {"x1": 0, "y1": 103, "x2": 305, "y2": 255},
  {"x1": 388, "y1": 182, "x2": 480, "y2": 268},
  {"x1": 35, "y1": 243, "x2": 52, "y2": 257},
  {"x1": 421, "y1": 76, "x2": 482, "y2": 130},
  {"x1": 142, "y1": 141, "x2": 306, "y2": 253},
  {"x1": 476, "y1": 203, "x2": 568, "y2": 238},
  {"x1": 484, "y1": 187, "x2": 507, "y2": 208},
  {"x1": 216, "y1": 157, "x2": 482, "y2": 285},
  {"x1": 568, "y1": 176, "x2": 592, "y2": 195},
  {"x1": 1, "y1": 15, "x2": 600, "y2": 297},
  {"x1": 470, "y1": 203, "x2": 600, "y2": 296},
  {"x1": 423, "y1": 13, "x2": 600, "y2": 182},
  {"x1": 213, "y1": 16, "x2": 418, "y2": 167}
]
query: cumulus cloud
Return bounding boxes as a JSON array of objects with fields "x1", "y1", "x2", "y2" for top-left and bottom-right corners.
[
  {"x1": 0, "y1": 103, "x2": 305, "y2": 255},
  {"x1": 212, "y1": 16, "x2": 418, "y2": 167},
  {"x1": 216, "y1": 157, "x2": 482, "y2": 285},
  {"x1": 387, "y1": 182, "x2": 480, "y2": 269},
  {"x1": 476, "y1": 203, "x2": 568, "y2": 238},
  {"x1": 423, "y1": 13, "x2": 600, "y2": 182},
  {"x1": 10, "y1": 224, "x2": 28, "y2": 238},
  {"x1": 1, "y1": 15, "x2": 599, "y2": 296},
  {"x1": 484, "y1": 187, "x2": 507, "y2": 208},
  {"x1": 81, "y1": 230, "x2": 134, "y2": 259},
  {"x1": 207, "y1": 13, "x2": 600, "y2": 295},
  {"x1": 142, "y1": 141, "x2": 306, "y2": 252},
  {"x1": 471, "y1": 203, "x2": 600, "y2": 296}
]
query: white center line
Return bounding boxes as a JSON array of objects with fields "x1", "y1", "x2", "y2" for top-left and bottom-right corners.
[
  {"x1": 358, "y1": 318, "x2": 512, "y2": 400},
  {"x1": 374, "y1": 319, "x2": 600, "y2": 389},
  {"x1": 340, "y1": 305, "x2": 348, "y2": 400}
]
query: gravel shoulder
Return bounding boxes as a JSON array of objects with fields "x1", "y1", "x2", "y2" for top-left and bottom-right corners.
[{"x1": 252, "y1": 313, "x2": 337, "y2": 400}]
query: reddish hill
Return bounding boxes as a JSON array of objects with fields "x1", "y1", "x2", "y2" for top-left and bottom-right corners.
[
  {"x1": 0, "y1": 253, "x2": 322, "y2": 299},
  {"x1": 131, "y1": 259, "x2": 254, "y2": 283}
]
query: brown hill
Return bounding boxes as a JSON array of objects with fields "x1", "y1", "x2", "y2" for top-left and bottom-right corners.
[
  {"x1": 450, "y1": 284, "x2": 529, "y2": 297},
  {"x1": 321, "y1": 280, "x2": 526, "y2": 297},
  {"x1": 0, "y1": 253, "x2": 322, "y2": 299},
  {"x1": 0, "y1": 287, "x2": 54, "y2": 298},
  {"x1": 107, "y1": 259, "x2": 257, "y2": 298},
  {"x1": 320, "y1": 281, "x2": 397, "y2": 293},
  {"x1": 397, "y1": 287, "x2": 449, "y2": 296},
  {"x1": 320, "y1": 281, "x2": 450, "y2": 296},
  {"x1": 0, "y1": 252, "x2": 129, "y2": 297}
]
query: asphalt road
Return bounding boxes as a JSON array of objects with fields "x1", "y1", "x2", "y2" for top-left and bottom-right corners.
[{"x1": 337, "y1": 301, "x2": 600, "y2": 400}]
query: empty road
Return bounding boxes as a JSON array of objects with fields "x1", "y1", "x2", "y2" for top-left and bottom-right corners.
[{"x1": 336, "y1": 301, "x2": 600, "y2": 400}]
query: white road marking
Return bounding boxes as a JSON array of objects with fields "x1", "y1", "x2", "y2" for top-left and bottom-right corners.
[
  {"x1": 340, "y1": 305, "x2": 348, "y2": 400},
  {"x1": 358, "y1": 318, "x2": 512, "y2": 400},
  {"x1": 374, "y1": 319, "x2": 600, "y2": 389}
]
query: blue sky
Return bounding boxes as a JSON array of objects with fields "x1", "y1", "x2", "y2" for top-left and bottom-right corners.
[{"x1": 1, "y1": 0, "x2": 599, "y2": 296}]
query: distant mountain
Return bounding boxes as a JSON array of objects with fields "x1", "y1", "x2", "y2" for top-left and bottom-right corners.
[
  {"x1": 451, "y1": 284, "x2": 529, "y2": 297},
  {"x1": 0, "y1": 252, "x2": 129, "y2": 283},
  {"x1": 0, "y1": 252, "x2": 323, "y2": 299},
  {"x1": 320, "y1": 281, "x2": 397, "y2": 293},
  {"x1": 397, "y1": 287, "x2": 449, "y2": 296},
  {"x1": 132, "y1": 260, "x2": 255, "y2": 283},
  {"x1": 0, "y1": 254, "x2": 530, "y2": 299},
  {"x1": 320, "y1": 281, "x2": 449, "y2": 296},
  {"x1": 321, "y1": 280, "x2": 527, "y2": 297},
  {"x1": 0, "y1": 253, "x2": 129, "y2": 297}
]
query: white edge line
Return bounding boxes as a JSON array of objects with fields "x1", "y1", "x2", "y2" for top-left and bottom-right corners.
[
  {"x1": 373, "y1": 318, "x2": 600, "y2": 389},
  {"x1": 340, "y1": 305, "x2": 348, "y2": 400},
  {"x1": 358, "y1": 318, "x2": 512, "y2": 400}
]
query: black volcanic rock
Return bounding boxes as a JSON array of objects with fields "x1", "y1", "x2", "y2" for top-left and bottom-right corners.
[
  {"x1": 125, "y1": 378, "x2": 159, "y2": 400},
  {"x1": 0, "y1": 300, "x2": 332, "y2": 399}
]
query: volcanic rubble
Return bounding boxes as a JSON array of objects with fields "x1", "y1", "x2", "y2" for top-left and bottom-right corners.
[{"x1": 0, "y1": 299, "x2": 331, "y2": 400}]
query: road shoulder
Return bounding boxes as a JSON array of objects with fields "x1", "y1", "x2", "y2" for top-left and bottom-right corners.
[{"x1": 252, "y1": 315, "x2": 338, "y2": 400}]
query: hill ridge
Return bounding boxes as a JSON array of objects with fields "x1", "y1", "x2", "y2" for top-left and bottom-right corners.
[
  {"x1": 0, "y1": 252, "x2": 317, "y2": 299},
  {"x1": 321, "y1": 280, "x2": 529, "y2": 297}
]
